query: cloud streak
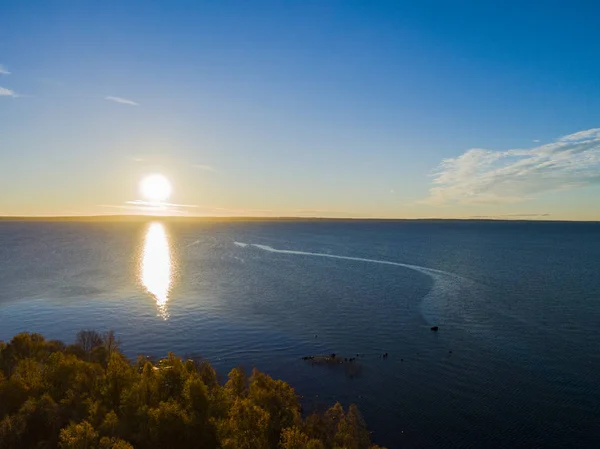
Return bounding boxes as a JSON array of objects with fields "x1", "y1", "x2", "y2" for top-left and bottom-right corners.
[
  {"x1": 125, "y1": 200, "x2": 198, "y2": 208},
  {"x1": 100, "y1": 199, "x2": 199, "y2": 217},
  {"x1": 0, "y1": 87, "x2": 18, "y2": 97},
  {"x1": 193, "y1": 164, "x2": 217, "y2": 172},
  {"x1": 423, "y1": 128, "x2": 600, "y2": 205},
  {"x1": 105, "y1": 96, "x2": 138, "y2": 105},
  {"x1": 0, "y1": 65, "x2": 10, "y2": 75}
]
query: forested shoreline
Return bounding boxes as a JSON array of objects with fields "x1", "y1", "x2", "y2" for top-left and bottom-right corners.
[{"x1": 0, "y1": 331, "x2": 384, "y2": 449}]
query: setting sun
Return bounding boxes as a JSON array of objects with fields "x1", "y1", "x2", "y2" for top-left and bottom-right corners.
[{"x1": 140, "y1": 174, "x2": 172, "y2": 203}]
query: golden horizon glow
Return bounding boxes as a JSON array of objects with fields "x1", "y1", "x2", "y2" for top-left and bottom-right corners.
[
  {"x1": 140, "y1": 222, "x2": 172, "y2": 319},
  {"x1": 140, "y1": 174, "x2": 172, "y2": 203}
]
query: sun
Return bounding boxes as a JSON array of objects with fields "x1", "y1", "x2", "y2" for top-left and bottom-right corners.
[{"x1": 140, "y1": 174, "x2": 172, "y2": 203}]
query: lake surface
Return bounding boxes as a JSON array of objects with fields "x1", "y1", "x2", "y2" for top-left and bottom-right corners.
[{"x1": 1, "y1": 220, "x2": 599, "y2": 448}]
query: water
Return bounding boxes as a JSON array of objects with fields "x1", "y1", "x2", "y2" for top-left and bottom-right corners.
[{"x1": 1, "y1": 219, "x2": 599, "y2": 448}]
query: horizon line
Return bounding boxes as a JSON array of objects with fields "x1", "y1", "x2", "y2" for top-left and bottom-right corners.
[{"x1": 0, "y1": 215, "x2": 598, "y2": 223}]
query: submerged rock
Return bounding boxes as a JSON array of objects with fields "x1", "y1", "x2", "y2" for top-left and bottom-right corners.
[
  {"x1": 300, "y1": 353, "x2": 363, "y2": 378},
  {"x1": 431, "y1": 326, "x2": 439, "y2": 331}
]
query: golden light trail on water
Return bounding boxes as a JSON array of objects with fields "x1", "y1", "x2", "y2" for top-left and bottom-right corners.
[{"x1": 140, "y1": 222, "x2": 172, "y2": 319}]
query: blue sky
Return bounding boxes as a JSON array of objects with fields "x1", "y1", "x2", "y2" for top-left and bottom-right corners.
[{"x1": 1, "y1": 0, "x2": 599, "y2": 219}]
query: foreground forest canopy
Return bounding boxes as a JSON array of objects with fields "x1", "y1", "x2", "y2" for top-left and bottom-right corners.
[{"x1": 0, "y1": 331, "x2": 384, "y2": 449}]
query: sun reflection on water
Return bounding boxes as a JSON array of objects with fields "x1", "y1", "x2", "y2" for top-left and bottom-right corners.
[{"x1": 140, "y1": 222, "x2": 172, "y2": 319}]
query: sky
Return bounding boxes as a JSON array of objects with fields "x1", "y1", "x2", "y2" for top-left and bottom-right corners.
[{"x1": 1, "y1": 0, "x2": 599, "y2": 220}]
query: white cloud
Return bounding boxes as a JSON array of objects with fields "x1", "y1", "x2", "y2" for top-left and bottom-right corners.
[
  {"x1": 193, "y1": 164, "x2": 217, "y2": 172},
  {"x1": 0, "y1": 87, "x2": 18, "y2": 97},
  {"x1": 533, "y1": 139, "x2": 540, "y2": 143},
  {"x1": 0, "y1": 65, "x2": 10, "y2": 75},
  {"x1": 105, "y1": 96, "x2": 138, "y2": 105},
  {"x1": 423, "y1": 127, "x2": 600, "y2": 205}
]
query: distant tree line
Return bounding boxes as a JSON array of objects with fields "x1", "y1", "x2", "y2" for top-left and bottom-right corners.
[{"x1": 0, "y1": 331, "x2": 385, "y2": 449}]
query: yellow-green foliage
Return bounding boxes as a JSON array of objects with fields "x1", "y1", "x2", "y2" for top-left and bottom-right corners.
[{"x1": 0, "y1": 332, "x2": 384, "y2": 449}]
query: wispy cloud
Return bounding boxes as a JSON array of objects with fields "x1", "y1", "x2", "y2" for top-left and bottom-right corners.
[
  {"x1": 125, "y1": 200, "x2": 198, "y2": 208},
  {"x1": 533, "y1": 139, "x2": 540, "y2": 143},
  {"x1": 423, "y1": 127, "x2": 600, "y2": 205},
  {"x1": 100, "y1": 199, "x2": 199, "y2": 216},
  {"x1": 0, "y1": 87, "x2": 18, "y2": 97},
  {"x1": 193, "y1": 164, "x2": 217, "y2": 172},
  {"x1": 105, "y1": 96, "x2": 138, "y2": 106},
  {"x1": 99, "y1": 204, "x2": 192, "y2": 216},
  {"x1": 0, "y1": 65, "x2": 10, "y2": 75}
]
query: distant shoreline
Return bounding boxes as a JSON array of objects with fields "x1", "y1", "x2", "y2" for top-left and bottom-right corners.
[{"x1": 0, "y1": 215, "x2": 598, "y2": 223}]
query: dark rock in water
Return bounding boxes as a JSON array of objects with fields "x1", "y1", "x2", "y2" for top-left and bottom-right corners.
[{"x1": 431, "y1": 326, "x2": 439, "y2": 331}]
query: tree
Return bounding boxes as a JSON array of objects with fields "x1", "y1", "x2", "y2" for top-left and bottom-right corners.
[
  {"x1": 183, "y1": 374, "x2": 209, "y2": 420},
  {"x1": 343, "y1": 404, "x2": 371, "y2": 449},
  {"x1": 198, "y1": 361, "x2": 219, "y2": 390},
  {"x1": 98, "y1": 437, "x2": 134, "y2": 449},
  {"x1": 0, "y1": 376, "x2": 29, "y2": 418},
  {"x1": 76, "y1": 331, "x2": 103, "y2": 354},
  {"x1": 279, "y1": 426, "x2": 310, "y2": 449},
  {"x1": 183, "y1": 373, "x2": 217, "y2": 447},
  {"x1": 304, "y1": 412, "x2": 328, "y2": 444},
  {"x1": 224, "y1": 366, "x2": 248, "y2": 400},
  {"x1": 219, "y1": 398, "x2": 270, "y2": 449},
  {"x1": 0, "y1": 414, "x2": 26, "y2": 449},
  {"x1": 103, "y1": 331, "x2": 120, "y2": 360},
  {"x1": 103, "y1": 353, "x2": 134, "y2": 409},
  {"x1": 248, "y1": 369, "x2": 301, "y2": 447},
  {"x1": 98, "y1": 411, "x2": 119, "y2": 437},
  {"x1": 18, "y1": 394, "x2": 61, "y2": 447},
  {"x1": 147, "y1": 400, "x2": 189, "y2": 448},
  {"x1": 13, "y1": 358, "x2": 44, "y2": 394},
  {"x1": 0, "y1": 331, "x2": 386, "y2": 449},
  {"x1": 157, "y1": 353, "x2": 188, "y2": 401},
  {"x1": 0, "y1": 333, "x2": 48, "y2": 376},
  {"x1": 58, "y1": 420, "x2": 98, "y2": 449}
]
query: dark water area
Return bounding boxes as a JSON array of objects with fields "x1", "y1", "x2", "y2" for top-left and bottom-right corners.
[{"x1": 1, "y1": 220, "x2": 599, "y2": 448}]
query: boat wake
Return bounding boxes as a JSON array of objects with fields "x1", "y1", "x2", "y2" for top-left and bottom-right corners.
[{"x1": 235, "y1": 242, "x2": 470, "y2": 325}]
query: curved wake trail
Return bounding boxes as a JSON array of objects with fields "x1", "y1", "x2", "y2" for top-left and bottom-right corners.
[{"x1": 234, "y1": 242, "x2": 467, "y2": 324}]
